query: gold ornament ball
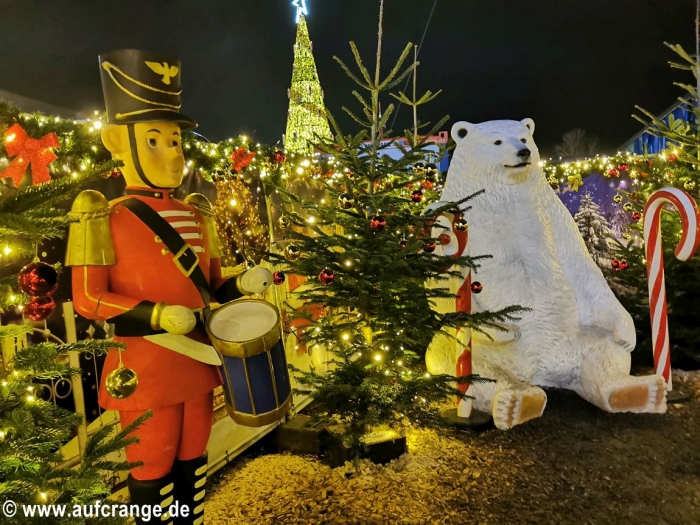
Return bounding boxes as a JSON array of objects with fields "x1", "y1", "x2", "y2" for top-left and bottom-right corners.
[
  {"x1": 285, "y1": 244, "x2": 301, "y2": 261},
  {"x1": 105, "y1": 367, "x2": 138, "y2": 399},
  {"x1": 454, "y1": 218, "x2": 469, "y2": 232},
  {"x1": 278, "y1": 216, "x2": 290, "y2": 229},
  {"x1": 684, "y1": 180, "x2": 696, "y2": 191},
  {"x1": 613, "y1": 195, "x2": 623, "y2": 204},
  {"x1": 338, "y1": 193, "x2": 355, "y2": 210},
  {"x1": 623, "y1": 202, "x2": 634, "y2": 212}
]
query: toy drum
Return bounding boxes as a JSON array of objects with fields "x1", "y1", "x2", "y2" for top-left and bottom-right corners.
[{"x1": 206, "y1": 299, "x2": 292, "y2": 427}]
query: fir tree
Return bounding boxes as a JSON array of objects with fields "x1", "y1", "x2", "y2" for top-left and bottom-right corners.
[
  {"x1": 574, "y1": 192, "x2": 614, "y2": 264},
  {"x1": 284, "y1": 15, "x2": 332, "y2": 155},
  {"x1": 607, "y1": 43, "x2": 700, "y2": 366},
  {"x1": 1, "y1": 163, "x2": 147, "y2": 524},
  {"x1": 269, "y1": 3, "x2": 524, "y2": 456}
]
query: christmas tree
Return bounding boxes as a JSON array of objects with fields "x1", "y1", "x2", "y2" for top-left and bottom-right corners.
[
  {"x1": 1, "y1": 163, "x2": 146, "y2": 523},
  {"x1": 574, "y1": 192, "x2": 614, "y2": 265},
  {"x1": 606, "y1": 43, "x2": 700, "y2": 366},
  {"x1": 269, "y1": 3, "x2": 524, "y2": 456},
  {"x1": 284, "y1": 13, "x2": 332, "y2": 155}
]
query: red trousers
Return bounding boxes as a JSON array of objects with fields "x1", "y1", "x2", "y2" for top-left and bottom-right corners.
[{"x1": 119, "y1": 391, "x2": 214, "y2": 480}]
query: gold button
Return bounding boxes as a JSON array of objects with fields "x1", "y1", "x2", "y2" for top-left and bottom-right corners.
[
  {"x1": 199, "y1": 233, "x2": 203, "y2": 239},
  {"x1": 161, "y1": 248, "x2": 170, "y2": 255},
  {"x1": 154, "y1": 236, "x2": 162, "y2": 243},
  {"x1": 154, "y1": 193, "x2": 161, "y2": 198}
]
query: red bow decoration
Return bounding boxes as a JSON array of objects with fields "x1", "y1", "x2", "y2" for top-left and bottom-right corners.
[
  {"x1": 2, "y1": 123, "x2": 59, "y2": 186},
  {"x1": 230, "y1": 147, "x2": 256, "y2": 173}
]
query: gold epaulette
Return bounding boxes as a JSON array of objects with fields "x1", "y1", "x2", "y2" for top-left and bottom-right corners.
[
  {"x1": 65, "y1": 190, "x2": 116, "y2": 266},
  {"x1": 184, "y1": 193, "x2": 222, "y2": 258}
]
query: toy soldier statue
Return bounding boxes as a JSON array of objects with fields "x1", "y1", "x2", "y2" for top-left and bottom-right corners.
[{"x1": 66, "y1": 49, "x2": 272, "y2": 525}]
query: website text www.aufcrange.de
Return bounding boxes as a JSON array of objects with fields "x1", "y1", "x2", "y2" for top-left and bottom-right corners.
[{"x1": 2, "y1": 499, "x2": 190, "y2": 521}]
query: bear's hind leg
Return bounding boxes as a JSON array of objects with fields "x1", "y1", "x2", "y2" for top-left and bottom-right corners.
[
  {"x1": 577, "y1": 342, "x2": 666, "y2": 414},
  {"x1": 470, "y1": 354, "x2": 547, "y2": 430},
  {"x1": 492, "y1": 385, "x2": 548, "y2": 430}
]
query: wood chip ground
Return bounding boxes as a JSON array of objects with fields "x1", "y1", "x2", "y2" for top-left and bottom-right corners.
[{"x1": 206, "y1": 371, "x2": 700, "y2": 524}]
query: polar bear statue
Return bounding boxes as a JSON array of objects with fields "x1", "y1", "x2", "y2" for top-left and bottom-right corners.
[{"x1": 426, "y1": 119, "x2": 667, "y2": 430}]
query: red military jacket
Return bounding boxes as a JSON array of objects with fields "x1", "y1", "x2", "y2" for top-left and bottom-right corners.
[{"x1": 69, "y1": 187, "x2": 241, "y2": 411}]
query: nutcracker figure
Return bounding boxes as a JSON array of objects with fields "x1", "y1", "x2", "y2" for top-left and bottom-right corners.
[{"x1": 66, "y1": 49, "x2": 272, "y2": 525}]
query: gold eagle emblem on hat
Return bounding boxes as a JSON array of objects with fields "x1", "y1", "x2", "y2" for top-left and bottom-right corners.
[{"x1": 145, "y1": 61, "x2": 179, "y2": 85}]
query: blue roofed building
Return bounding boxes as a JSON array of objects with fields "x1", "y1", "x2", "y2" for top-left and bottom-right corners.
[{"x1": 619, "y1": 96, "x2": 696, "y2": 154}]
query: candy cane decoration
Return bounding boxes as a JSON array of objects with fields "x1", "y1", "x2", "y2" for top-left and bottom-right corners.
[
  {"x1": 428, "y1": 205, "x2": 472, "y2": 417},
  {"x1": 643, "y1": 187, "x2": 700, "y2": 390}
]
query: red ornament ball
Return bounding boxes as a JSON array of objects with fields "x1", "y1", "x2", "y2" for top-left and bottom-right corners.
[
  {"x1": 631, "y1": 211, "x2": 642, "y2": 222},
  {"x1": 618, "y1": 163, "x2": 629, "y2": 172},
  {"x1": 370, "y1": 216, "x2": 387, "y2": 231},
  {"x1": 619, "y1": 260, "x2": 629, "y2": 270},
  {"x1": 399, "y1": 238, "x2": 408, "y2": 249},
  {"x1": 411, "y1": 190, "x2": 424, "y2": 203},
  {"x1": 319, "y1": 269, "x2": 335, "y2": 285},
  {"x1": 606, "y1": 168, "x2": 620, "y2": 178},
  {"x1": 640, "y1": 171, "x2": 649, "y2": 178},
  {"x1": 24, "y1": 296, "x2": 56, "y2": 321},
  {"x1": 18, "y1": 262, "x2": 59, "y2": 297},
  {"x1": 423, "y1": 241, "x2": 437, "y2": 253},
  {"x1": 667, "y1": 154, "x2": 678, "y2": 163},
  {"x1": 611, "y1": 259, "x2": 620, "y2": 269},
  {"x1": 471, "y1": 282, "x2": 483, "y2": 294},
  {"x1": 273, "y1": 271, "x2": 286, "y2": 285},
  {"x1": 421, "y1": 180, "x2": 435, "y2": 190},
  {"x1": 273, "y1": 151, "x2": 286, "y2": 164},
  {"x1": 110, "y1": 169, "x2": 122, "y2": 179},
  {"x1": 438, "y1": 233, "x2": 452, "y2": 245}
]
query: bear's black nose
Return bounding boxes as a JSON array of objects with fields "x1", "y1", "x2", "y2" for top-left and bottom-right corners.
[{"x1": 517, "y1": 148, "x2": 531, "y2": 158}]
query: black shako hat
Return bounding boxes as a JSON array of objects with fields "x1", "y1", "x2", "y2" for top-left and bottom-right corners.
[{"x1": 98, "y1": 49, "x2": 197, "y2": 130}]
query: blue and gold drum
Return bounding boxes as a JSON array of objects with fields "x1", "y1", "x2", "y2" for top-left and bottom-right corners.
[{"x1": 206, "y1": 299, "x2": 292, "y2": 427}]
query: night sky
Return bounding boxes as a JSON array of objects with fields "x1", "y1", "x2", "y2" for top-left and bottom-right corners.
[{"x1": 0, "y1": 0, "x2": 697, "y2": 154}]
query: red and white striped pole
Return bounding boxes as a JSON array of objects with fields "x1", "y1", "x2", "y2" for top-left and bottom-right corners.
[
  {"x1": 435, "y1": 211, "x2": 472, "y2": 417},
  {"x1": 455, "y1": 238, "x2": 474, "y2": 418},
  {"x1": 643, "y1": 187, "x2": 700, "y2": 390}
]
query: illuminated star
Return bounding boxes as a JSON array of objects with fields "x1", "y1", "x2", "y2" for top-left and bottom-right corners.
[{"x1": 292, "y1": 0, "x2": 308, "y2": 23}]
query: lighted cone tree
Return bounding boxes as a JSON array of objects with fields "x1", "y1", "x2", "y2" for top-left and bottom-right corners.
[
  {"x1": 0, "y1": 164, "x2": 146, "y2": 524},
  {"x1": 284, "y1": 14, "x2": 332, "y2": 155},
  {"x1": 606, "y1": 43, "x2": 700, "y2": 366},
  {"x1": 269, "y1": 5, "x2": 524, "y2": 457}
]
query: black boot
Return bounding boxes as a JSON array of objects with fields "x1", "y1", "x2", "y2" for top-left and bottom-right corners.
[
  {"x1": 127, "y1": 473, "x2": 176, "y2": 525},
  {"x1": 171, "y1": 453, "x2": 208, "y2": 525}
]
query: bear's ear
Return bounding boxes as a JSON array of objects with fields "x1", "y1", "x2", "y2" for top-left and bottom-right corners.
[
  {"x1": 521, "y1": 118, "x2": 535, "y2": 134},
  {"x1": 451, "y1": 121, "x2": 475, "y2": 143}
]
